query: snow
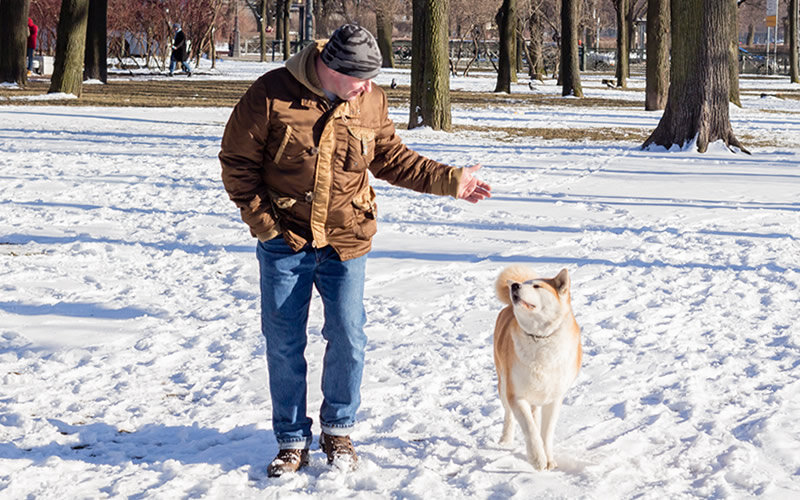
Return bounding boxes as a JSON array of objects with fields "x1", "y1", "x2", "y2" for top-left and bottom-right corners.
[
  {"x1": 6, "y1": 92, "x2": 78, "y2": 102},
  {"x1": 1, "y1": 59, "x2": 799, "y2": 499}
]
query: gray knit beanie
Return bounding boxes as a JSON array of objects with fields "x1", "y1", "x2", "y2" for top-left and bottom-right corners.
[{"x1": 320, "y1": 24, "x2": 382, "y2": 80}]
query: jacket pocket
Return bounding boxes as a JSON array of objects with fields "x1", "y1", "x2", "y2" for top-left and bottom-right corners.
[
  {"x1": 351, "y1": 185, "x2": 377, "y2": 240},
  {"x1": 272, "y1": 124, "x2": 293, "y2": 164},
  {"x1": 344, "y1": 126, "x2": 376, "y2": 172}
]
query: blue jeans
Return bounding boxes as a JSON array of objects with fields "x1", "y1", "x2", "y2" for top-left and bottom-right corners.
[
  {"x1": 27, "y1": 48, "x2": 34, "y2": 71},
  {"x1": 169, "y1": 56, "x2": 191, "y2": 74},
  {"x1": 257, "y1": 237, "x2": 368, "y2": 450}
]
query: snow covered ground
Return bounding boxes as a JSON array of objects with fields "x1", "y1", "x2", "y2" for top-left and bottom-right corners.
[{"x1": 1, "y1": 61, "x2": 799, "y2": 499}]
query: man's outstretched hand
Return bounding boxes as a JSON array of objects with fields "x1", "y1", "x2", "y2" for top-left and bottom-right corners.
[{"x1": 457, "y1": 164, "x2": 492, "y2": 203}]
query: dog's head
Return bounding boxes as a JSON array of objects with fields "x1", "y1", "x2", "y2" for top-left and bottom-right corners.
[{"x1": 507, "y1": 268, "x2": 571, "y2": 333}]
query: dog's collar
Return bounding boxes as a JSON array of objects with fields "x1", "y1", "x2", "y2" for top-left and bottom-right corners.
[{"x1": 524, "y1": 332, "x2": 553, "y2": 341}]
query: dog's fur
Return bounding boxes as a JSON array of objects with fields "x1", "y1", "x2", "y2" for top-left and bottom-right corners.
[{"x1": 493, "y1": 265, "x2": 582, "y2": 470}]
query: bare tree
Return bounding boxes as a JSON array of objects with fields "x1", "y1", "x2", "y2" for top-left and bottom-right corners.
[
  {"x1": 525, "y1": 0, "x2": 547, "y2": 80},
  {"x1": 49, "y1": 0, "x2": 90, "y2": 96},
  {"x1": 374, "y1": 0, "x2": 396, "y2": 68},
  {"x1": 409, "y1": 0, "x2": 451, "y2": 130},
  {"x1": 791, "y1": 0, "x2": 799, "y2": 82},
  {"x1": 614, "y1": 0, "x2": 628, "y2": 88},
  {"x1": 281, "y1": 0, "x2": 290, "y2": 59},
  {"x1": 84, "y1": 0, "x2": 107, "y2": 82},
  {"x1": 645, "y1": 0, "x2": 669, "y2": 110},
  {"x1": 495, "y1": 0, "x2": 518, "y2": 92},
  {"x1": 643, "y1": 0, "x2": 747, "y2": 153},
  {"x1": 561, "y1": 0, "x2": 582, "y2": 96},
  {"x1": 729, "y1": 0, "x2": 740, "y2": 106},
  {"x1": 244, "y1": 0, "x2": 270, "y2": 62},
  {"x1": 0, "y1": 0, "x2": 31, "y2": 85}
]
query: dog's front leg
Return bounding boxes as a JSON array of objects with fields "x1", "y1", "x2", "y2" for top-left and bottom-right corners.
[
  {"x1": 499, "y1": 398, "x2": 515, "y2": 445},
  {"x1": 509, "y1": 399, "x2": 547, "y2": 470},
  {"x1": 540, "y1": 400, "x2": 563, "y2": 470}
]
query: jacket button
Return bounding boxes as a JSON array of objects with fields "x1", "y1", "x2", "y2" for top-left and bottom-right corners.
[{"x1": 308, "y1": 146, "x2": 319, "y2": 155}]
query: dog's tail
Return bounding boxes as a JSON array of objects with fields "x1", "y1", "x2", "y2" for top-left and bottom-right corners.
[{"x1": 495, "y1": 265, "x2": 538, "y2": 305}]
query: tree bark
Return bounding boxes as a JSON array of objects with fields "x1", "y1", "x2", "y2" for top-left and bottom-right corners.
[
  {"x1": 528, "y1": 4, "x2": 546, "y2": 80},
  {"x1": 282, "y1": 0, "x2": 290, "y2": 59},
  {"x1": 729, "y1": 0, "x2": 740, "y2": 106},
  {"x1": 50, "y1": 0, "x2": 90, "y2": 96},
  {"x1": 83, "y1": 0, "x2": 107, "y2": 83},
  {"x1": 261, "y1": 0, "x2": 268, "y2": 62},
  {"x1": 643, "y1": 0, "x2": 747, "y2": 153},
  {"x1": 645, "y1": 0, "x2": 669, "y2": 110},
  {"x1": 561, "y1": 0, "x2": 583, "y2": 96},
  {"x1": 615, "y1": 0, "x2": 628, "y2": 88},
  {"x1": 0, "y1": 0, "x2": 31, "y2": 85},
  {"x1": 409, "y1": 0, "x2": 451, "y2": 130},
  {"x1": 791, "y1": 0, "x2": 799, "y2": 82},
  {"x1": 375, "y1": 6, "x2": 395, "y2": 68},
  {"x1": 495, "y1": 0, "x2": 517, "y2": 92},
  {"x1": 276, "y1": 0, "x2": 284, "y2": 41}
]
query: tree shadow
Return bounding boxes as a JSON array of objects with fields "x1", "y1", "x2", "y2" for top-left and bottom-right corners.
[
  {"x1": 0, "y1": 419, "x2": 274, "y2": 474},
  {"x1": 367, "y1": 249, "x2": 800, "y2": 274}
]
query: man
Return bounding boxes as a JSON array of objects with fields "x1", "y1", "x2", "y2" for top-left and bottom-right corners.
[
  {"x1": 219, "y1": 24, "x2": 491, "y2": 477},
  {"x1": 27, "y1": 18, "x2": 38, "y2": 76},
  {"x1": 169, "y1": 23, "x2": 192, "y2": 77}
]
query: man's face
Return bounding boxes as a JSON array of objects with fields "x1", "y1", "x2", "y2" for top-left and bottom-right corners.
[{"x1": 328, "y1": 70, "x2": 372, "y2": 101}]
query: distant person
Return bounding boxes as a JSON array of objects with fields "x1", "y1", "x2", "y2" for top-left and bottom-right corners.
[
  {"x1": 169, "y1": 23, "x2": 192, "y2": 77},
  {"x1": 27, "y1": 18, "x2": 38, "y2": 76}
]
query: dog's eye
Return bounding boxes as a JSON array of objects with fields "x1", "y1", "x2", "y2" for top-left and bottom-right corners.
[{"x1": 533, "y1": 284, "x2": 540, "y2": 289}]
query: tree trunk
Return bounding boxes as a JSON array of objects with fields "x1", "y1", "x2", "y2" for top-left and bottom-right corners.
[
  {"x1": 495, "y1": 0, "x2": 517, "y2": 92},
  {"x1": 615, "y1": 0, "x2": 628, "y2": 88},
  {"x1": 50, "y1": 0, "x2": 90, "y2": 96},
  {"x1": 746, "y1": 24, "x2": 754, "y2": 45},
  {"x1": 729, "y1": 0, "x2": 740, "y2": 106},
  {"x1": 409, "y1": 0, "x2": 451, "y2": 130},
  {"x1": 260, "y1": 0, "x2": 268, "y2": 62},
  {"x1": 0, "y1": 0, "x2": 30, "y2": 85},
  {"x1": 645, "y1": 0, "x2": 669, "y2": 110},
  {"x1": 529, "y1": 6, "x2": 545, "y2": 80},
  {"x1": 561, "y1": 0, "x2": 583, "y2": 96},
  {"x1": 83, "y1": 0, "x2": 107, "y2": 83},
  {"x1": 276, "y1": 0, "x2": 284, "y2": 41},
  {"x1": 375, "y1": 7, "x2": 395, "y2": 68},
  {"x1": 643, "y1": 0, "x2": 746, "y2": 153},
  {"x1": 790, "y1": 0, "x2": 799, "y2": 82},
  {"x1": 282, "y1": 0, "x2": 290, "y2": 59},
  {"x1": 516, "y1": 18, "x2": 523, "y2": 79}
]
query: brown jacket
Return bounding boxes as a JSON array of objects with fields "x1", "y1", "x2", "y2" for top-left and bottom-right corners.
[{"x1": 219, "y1": 42, "x2": 463, "y2": 261}]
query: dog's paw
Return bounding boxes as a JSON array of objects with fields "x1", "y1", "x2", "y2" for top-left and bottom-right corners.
[
  {"x1": 528, "y1": 453, "x2": 548, "y2": 471},
  {"x1": 498, "y1": 436, "x2": 513, "y2": 446},
  {"x1": 546, "y1": 459, "x2": 557, "y2": 470}
]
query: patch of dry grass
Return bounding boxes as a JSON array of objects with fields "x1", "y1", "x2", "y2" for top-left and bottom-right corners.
[{"x1": 0, "y1": 77, "x2": 791, "y2": 148}]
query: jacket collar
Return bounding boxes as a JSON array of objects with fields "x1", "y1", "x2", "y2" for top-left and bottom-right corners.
[{"x1": 286, "y1": 41, "x2": 327, "y2": 99}]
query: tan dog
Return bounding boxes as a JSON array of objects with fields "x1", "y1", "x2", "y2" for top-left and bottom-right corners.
[{"x1": 493, "y1": 265, "x2": 582, "y2": 470}]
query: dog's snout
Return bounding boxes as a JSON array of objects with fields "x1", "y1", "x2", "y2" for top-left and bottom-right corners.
[{"x1": 511, "y1": 283, "x2": 520, "y2": 292}]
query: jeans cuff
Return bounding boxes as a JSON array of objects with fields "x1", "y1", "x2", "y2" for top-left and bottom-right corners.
[
  {"x1": 320, "y1": 424, "x2": 355, "y2": 437},
  {"x1": 278, "y1": 436, "x2": 312, "y2": 450}
]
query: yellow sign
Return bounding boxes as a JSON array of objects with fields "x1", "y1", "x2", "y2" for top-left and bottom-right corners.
[{"x1": 766, "y1": 15, "x2": 777, "y2": 28}]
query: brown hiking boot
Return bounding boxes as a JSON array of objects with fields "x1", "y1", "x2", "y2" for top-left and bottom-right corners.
[
  {"x1": 319, "y1": 432, "x2": 358, "y2": 469},
  {"x1": 267, "y1": 448, "x2": 309, "y2": 477}
]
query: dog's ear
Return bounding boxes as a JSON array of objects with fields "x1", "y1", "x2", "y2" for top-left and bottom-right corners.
[{"x1": 553, "y1": 268, "x2": 570, "y2": 295}]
